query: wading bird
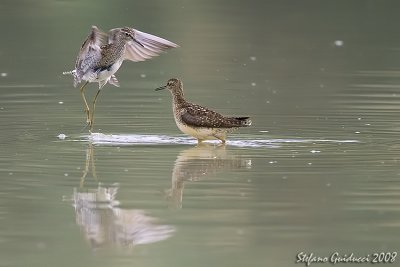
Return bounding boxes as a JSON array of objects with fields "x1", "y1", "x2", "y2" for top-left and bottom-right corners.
[{"x1": 156, "y1": 78, "x2": 251, "y2": 144}]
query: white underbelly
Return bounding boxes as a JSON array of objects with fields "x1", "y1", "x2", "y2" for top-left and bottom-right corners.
[
  {"x1": 82, "y1": 60, "x2": 123, "y2": 82},
  {"x1": 95, "y1": 61, "x2": 123, "y2": 81},
  {"x1": 176, "y1": 121, "x2": 218, "y2": 140}
]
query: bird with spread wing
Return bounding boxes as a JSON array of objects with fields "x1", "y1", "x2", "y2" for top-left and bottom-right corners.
[{"x1": 64, "y1": 26, "x2": 179, "y2": 131}]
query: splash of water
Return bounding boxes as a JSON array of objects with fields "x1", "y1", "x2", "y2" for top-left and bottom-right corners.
[{"x1": 84, "y1": 133, "x2": 359, "y2": 148}]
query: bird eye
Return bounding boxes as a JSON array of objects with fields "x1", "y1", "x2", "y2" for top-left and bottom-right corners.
[{"x1": 125, "y1": 32, "x2": 129, "y2": 36}]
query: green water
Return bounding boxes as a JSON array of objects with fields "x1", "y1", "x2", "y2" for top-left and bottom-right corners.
[{"x1": 1, "y1": 1, "x2": 400, "y2": 266}]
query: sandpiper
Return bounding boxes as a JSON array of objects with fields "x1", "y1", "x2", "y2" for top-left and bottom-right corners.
[
  {"x1": 63, "y1": 26, "x2": 179, "y2": 130},
  {"x1": 156, "y1": 78, "x2": 252, "y2": 144}
]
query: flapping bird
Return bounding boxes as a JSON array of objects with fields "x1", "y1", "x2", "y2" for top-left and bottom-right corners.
[{"x1": 64, "y1": 26, "x2": 179, "y2": 130}]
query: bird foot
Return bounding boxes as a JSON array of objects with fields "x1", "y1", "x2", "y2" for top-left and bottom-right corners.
[{"x1": 82, "y1": 108, "x2": 94, "y2": 131}]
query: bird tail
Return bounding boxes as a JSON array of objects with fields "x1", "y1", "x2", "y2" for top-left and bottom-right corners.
[
  {"x1": 62, "y1": 70, "x2": 75, "y2": 75},
  {"x1": 62, "y1": 70, "x2": 80, "y2": 87},
  {"x1": 235, "y1": 117, "x2": 252, "y2": 127}
]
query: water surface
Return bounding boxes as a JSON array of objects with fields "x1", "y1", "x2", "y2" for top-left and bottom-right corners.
[{"x1": 1, "y1": 1, "x2": 400, "y2": 266}]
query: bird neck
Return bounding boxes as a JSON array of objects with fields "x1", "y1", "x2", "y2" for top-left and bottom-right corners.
[{"x1": 172, "y1": 90, "x2": 185, "y2": 106}]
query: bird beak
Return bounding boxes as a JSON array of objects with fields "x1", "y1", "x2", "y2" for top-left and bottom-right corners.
[
  {"x1": 155, "y1": 85, "x2": 167, "y2": 91},
  {"x1": 133, "y1": 38, "x2": 145, "y2": 48}
]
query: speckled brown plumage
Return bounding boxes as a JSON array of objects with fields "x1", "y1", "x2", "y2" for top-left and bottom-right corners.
[
  {"x1": 156, "y1": 78, "x2": 251, "y2": 144},
  {"x1": 178, "y1": 102, "x2": 250, "y2": 128}
]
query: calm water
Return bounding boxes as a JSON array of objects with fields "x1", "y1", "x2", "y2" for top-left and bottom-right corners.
[{"x1": 1, "y1": 1, "x2": 400, "y2": 266}]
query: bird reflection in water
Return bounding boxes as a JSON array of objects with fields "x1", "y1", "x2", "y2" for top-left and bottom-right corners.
[
  {"x1": 166, "y1": 144, "x2": 252, "y2": 209},
  {"x1": 66, "y1": 143, "x2": 175, "y2": 250}
]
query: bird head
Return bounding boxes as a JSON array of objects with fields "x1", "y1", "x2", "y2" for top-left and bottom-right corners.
[
  {"x1": 155, "y1": 78, "x2": 183, "y2": 96},
  {"x1": 119, "y1": 27, "x2": 144, "y2": 47}
]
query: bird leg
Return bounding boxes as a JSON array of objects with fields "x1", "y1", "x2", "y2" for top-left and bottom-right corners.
[
  {"x1": 214, "y1": 135, "x2": 226, "y2": 145},
  {"x1": 80, "y1": 143, "x2": 98, "y2": 188},
  {"x1": 89, "y1": 89, "x2": 102, "y2": 131},
  {"x1": 79, "y1": 81, "x2": 90, "y2": 127}
]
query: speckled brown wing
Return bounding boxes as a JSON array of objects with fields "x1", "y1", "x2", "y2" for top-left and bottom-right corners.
[
  {"x1": 75, "y1": 26, "x2": 107, "y2": 70},
  {"x1": 181, "y1": 103, "x2": 250, "y2": 128},
  {"x1": 73, "y1": 26, "x2": 108, "y2": 84}
]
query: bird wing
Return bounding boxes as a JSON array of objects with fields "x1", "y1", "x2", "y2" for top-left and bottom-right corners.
[
  {"x1": 180, "y1": 104, "x2": 237, "y2": 128},
  {"x1": 74, "y1": 26, "x2": 108, "y2": 74},
  {"x1": 123, "y1": 29, "x2": 179, "y2": 62}
]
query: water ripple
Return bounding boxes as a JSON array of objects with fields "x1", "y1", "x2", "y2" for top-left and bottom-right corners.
[{"x1": 79, "y1": 133, "x2": 360, "y2": 148}]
